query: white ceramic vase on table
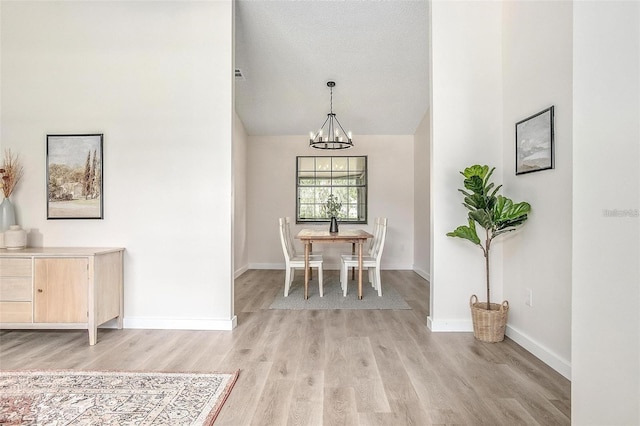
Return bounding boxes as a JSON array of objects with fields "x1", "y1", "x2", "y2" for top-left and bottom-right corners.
[
  {"x1": 0, "y1": 197, "x2": 18, "y2": 249},
  {"x1": 0, "y1": 198, "x2": 17, "y2": 232},
  {"x1": 4, "y1": 225, "x2": 26, "y2": 250}
]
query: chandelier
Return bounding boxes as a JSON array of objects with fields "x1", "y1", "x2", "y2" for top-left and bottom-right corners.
[{"x1": 309, "y1": 81, "x2": 353, "y2": 150}]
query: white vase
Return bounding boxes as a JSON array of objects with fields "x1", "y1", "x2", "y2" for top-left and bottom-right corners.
[
  {"x1": 0, "y1": 198, "x2": 16, "y2": 232},
  {"x1": 4, "y1": 225, "x2": 26, "y2": 250}
]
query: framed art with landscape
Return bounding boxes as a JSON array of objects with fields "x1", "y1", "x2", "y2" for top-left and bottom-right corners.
[
  {"x1": 46, "y1": 134, "x2": 103, "y2": 219},
  {"x1": 515, "y1": 106, "x2": 554, "y2": 175}
]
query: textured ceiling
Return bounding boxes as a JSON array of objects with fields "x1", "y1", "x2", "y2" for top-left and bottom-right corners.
[{"x1": 234, "y1": 0, "x2": 429, "y2": 137}]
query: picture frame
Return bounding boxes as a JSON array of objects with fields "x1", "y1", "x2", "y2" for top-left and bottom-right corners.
[
  {"x1": 46, "y1": 134, "x2": 104, "y2": 219},
  {"x1": 515, "y1": 106, "x2": 554, "y2": 175}
]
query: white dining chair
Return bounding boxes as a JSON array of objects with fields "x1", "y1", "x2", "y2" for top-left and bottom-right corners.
[
  {"x1": 366, "y1": 217, "x2": 387, "y2": 256},
  {"x1": 340, "y1": 218, "x2": 387, "y2": 296},
  {"x1": 283, "y1": 217, "x2": 299, "y2": 255},
  {"x1": 284, "y1": 216, "x2": 317, "y2": 279},
  {"x1": 279, "y1": 217, "x2": 324, "y2": 297},
  {"x1": 344, "y1": 217, "x2": 387, "y2": 281}
]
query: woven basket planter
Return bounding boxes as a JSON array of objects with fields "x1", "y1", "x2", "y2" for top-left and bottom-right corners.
[{"x1": 470, "y1": 294, "x2": 509, "y2": 343}]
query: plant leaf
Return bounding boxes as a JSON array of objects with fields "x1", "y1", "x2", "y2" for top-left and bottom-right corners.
[
  {"x1": 458, "y1": 189, "x2": 473, "y2": 198},
  {"x1": 446, "y1": 218, "x2": 481, "y2": 245},
  {"x1": 464, "y1": 194, "x2": 485, "y2": 210},
  {"x1": 493, "y1": 196, "x2": 530, "y2": 233},
  {"x1": 483, "y1": 166, "x2": 496, "y2": 186},
  {"x1": 494, "y1": 196, "x2": 530, "y2": 221},
  {"x1": 463, "y1": 175, "x2": 484, "y2": 194},
  {"x1": 489, "y1": 184, "x2": 502, "y2": 198},
  {"x1": 462, "y1": 165, "x2": 489, "y2": 179},
  {"x1": 469, "y1": 210, "x2": 493, "y2": 229}
]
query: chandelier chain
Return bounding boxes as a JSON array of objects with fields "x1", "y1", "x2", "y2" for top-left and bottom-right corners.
[{"x1": 330, "y1": 86, "x2": 333, "y2": 114}]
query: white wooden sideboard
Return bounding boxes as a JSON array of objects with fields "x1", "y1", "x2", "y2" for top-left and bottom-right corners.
[{"x1": 0, "y1": 247, "x2": 124, "y2": 345}]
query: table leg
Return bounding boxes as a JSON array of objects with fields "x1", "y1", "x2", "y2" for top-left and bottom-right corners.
[
  {"x1": 304, "y1": 242, "x2": 310, "y2": 300},
  {"x1": 351, "y1": 242, "x2": 355, "y2": 280},
  {"x1": 309, "y1": 242, "x2": 313, "y2": 280},
  {"x1": 358, "y1": 240, "x2": 363, "y2": 299}
]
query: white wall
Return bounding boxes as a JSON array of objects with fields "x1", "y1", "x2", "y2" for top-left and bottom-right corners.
[
  {"x1": 0, "y1": 1, "x2": 236, "y2": 330},
  {"x1": 233, "y1": 112, "x2": 249, "y2": 278},
  {"x1": 413, "y1": 111, "x2": 430, "y2": 280},
  {"x1": 428, "y1": 1, "x2": 503, "y2": 331},
  {"x1": 572, "y1": 2, "x2": 640, "y2": 423},
  {"x1": 247, "y1": 135, "x2": 414, "y2": 270},
  {"x1": 501, "y1": 1, "x2": 573, "y2": 379}
]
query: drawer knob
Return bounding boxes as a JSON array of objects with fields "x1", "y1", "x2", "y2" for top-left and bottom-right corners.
[{"x1": 37, "y1": 289, "x2": 43, "y2": 293}]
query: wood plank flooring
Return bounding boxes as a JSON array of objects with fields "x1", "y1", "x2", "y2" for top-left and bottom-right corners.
[{"x1": 0, "y1": 270, "x2": 571, "y2": 425}]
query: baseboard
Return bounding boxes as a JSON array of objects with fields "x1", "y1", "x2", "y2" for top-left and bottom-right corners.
[
  {"x1": 234, "y1": 264, "x2": 249, "y2": 278},
  {"x1": 505, "y1": 324, "x2": 571, "y2": 380},
  {"x1": 248, "y1": 263, "x2": 283, "y2": 270},
  {"x1": 124, "y1": 316, "x2": 237, "y2": 331},
  {"x1": 413, "y1": 266, "x2": 430, "y2": 281},
  {"x1": 381, "y1": 263, "x2": 414, "y2": 270},
  {"x1": 427, "y1": 316, "x2": 473, "y2": 332}
]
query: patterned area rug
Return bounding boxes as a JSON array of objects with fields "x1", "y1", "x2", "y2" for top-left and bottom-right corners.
[{"x1": 0, "y1": 370, "x2": 239, "y2": 425}]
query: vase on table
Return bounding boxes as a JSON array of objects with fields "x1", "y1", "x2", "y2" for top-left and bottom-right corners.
[
  {"x1": 4, "y1": 225, "x2": 26, "y2": 250},
  {"x1": 330, "y1": 216, "x2": 339, "y2": 233},
  {"x1": 0, "y1": 197, "x2": 16, "y2": 232}
]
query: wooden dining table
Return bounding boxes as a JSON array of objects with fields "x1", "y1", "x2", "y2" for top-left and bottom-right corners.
[{"x1": 296, "y1": 229, "x2": 373, "y2": 300}]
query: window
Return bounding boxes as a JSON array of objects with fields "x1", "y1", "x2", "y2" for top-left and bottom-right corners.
[{"x1": 296, "y1": 156, "x2": 367, "y2": 224}]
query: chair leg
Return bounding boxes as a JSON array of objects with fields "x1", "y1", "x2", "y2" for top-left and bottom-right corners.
[
  {"x1": 375, "y1": 268, "x2": 382, "y2": 296},
  {"x1": 318, "y1": 267, "x2": 324, "y2": 297},
  {"x1": 284, "y1": 267, "x2": 292, "y2": 297},
  {"x1": 342, "y1": 263, "x2": 349, "y2": 297}
]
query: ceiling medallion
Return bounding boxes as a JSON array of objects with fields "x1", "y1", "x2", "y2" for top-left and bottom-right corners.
[{"x1": 309, "y1": 81, "x2": 353, "y2": 150}]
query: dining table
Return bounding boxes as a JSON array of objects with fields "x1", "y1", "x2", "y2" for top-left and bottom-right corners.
[{"x1": 296, "y1": 229, "x2": 374, "y2": 300}]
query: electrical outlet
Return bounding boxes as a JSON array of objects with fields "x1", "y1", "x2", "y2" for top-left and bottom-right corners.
[{"x1": 525, "y1": 288, "x2": 533, "y2": 307}]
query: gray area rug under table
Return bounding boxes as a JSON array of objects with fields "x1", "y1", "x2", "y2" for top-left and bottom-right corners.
[{"x1": 269, "y1": 277, "x2": 411, "y2": 310}]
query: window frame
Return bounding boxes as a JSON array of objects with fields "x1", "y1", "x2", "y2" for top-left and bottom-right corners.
[{"x1": 295, "y1": 155, "x2": 368, "y2": 225}]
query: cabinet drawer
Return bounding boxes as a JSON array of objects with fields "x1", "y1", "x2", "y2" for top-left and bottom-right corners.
[
  {"x1": 0, "y1": 301, "x2": 33, "y2": 322},
  {"x1": 0, "y1": 277, "x2": 32, "y2": 301},
  {"x1": 0, "y1": 258, "x2": 32, "y2": 277}
]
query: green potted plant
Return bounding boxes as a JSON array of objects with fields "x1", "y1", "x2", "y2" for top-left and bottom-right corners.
[
  {"x1": 447, "y1": 165, "x2": 531, "y2": 342},
  {"x1": 324, "y1": 193, "x2": 342, "y2": 233}
]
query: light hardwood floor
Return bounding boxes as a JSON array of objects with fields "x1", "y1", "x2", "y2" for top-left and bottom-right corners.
[{"x1": 0, "y1": 270, "x2": 570, "y2": 425}]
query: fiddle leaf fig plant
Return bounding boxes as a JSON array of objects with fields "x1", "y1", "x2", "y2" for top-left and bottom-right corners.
[{"x1": 447, "y1": 165, "x2": 531, "y2": 309}]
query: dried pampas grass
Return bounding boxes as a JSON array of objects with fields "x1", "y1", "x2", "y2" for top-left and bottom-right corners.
[{"x1": 1, "y1": 149, "x2": 24, "y2": 198}]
